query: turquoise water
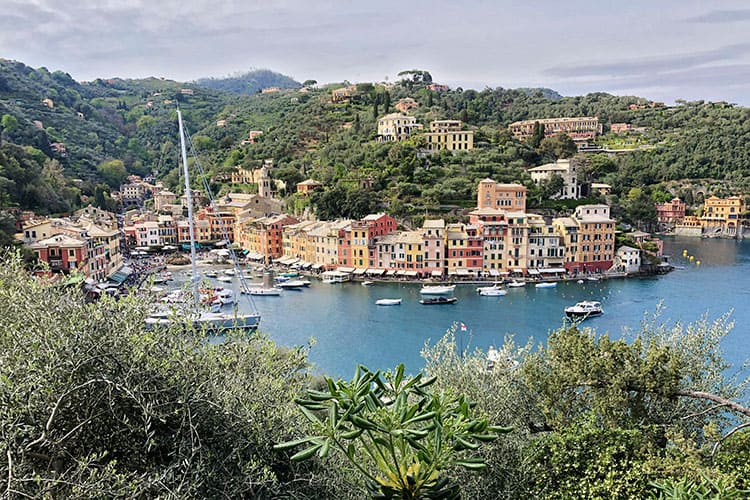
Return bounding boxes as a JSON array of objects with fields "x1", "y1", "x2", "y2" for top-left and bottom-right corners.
[{"x1": 190, "y1": 236, "x2": 749, "y2": 379}]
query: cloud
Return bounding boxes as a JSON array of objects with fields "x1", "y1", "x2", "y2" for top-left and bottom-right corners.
[
  {"x1": 544, "y1": 43, "x2": 750, "y2": 79},
  {"x1": 685, "y1": 9, "x2": 750, "y2": 23}
]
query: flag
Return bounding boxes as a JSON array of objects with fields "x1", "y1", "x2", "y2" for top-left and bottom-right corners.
[{"x1": 460, "y1": 322, "x2": 467, "y2": 332}]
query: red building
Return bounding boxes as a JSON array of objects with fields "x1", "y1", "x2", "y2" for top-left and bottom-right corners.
[
  {"x1": 30, "y1": 234, "x2": 89, "y2": 277},
  {"x1": 655, "y1": 197, "x2": 686, "y2": 225}
]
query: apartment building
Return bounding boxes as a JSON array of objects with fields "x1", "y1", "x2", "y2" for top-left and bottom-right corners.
[
  {"x1": 377, "y1": 113, "x2": 423, "y2": 142},
  {"x1": 477, "y1": 178, "x2": 527, "y2": 211},
  {"x1": 424, "y1": 120, "x2": 474, "y2": 153},
  {"x1": 509, "y1": 116, "x2": 602, "y2": 141}
]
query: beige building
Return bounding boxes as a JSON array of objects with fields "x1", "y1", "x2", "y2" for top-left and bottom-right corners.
[
  {"x1": 509, "y1": 117, "x2": 602, "y2": 142},
  {"x1": 477, "y1": 178, "x2": 527, "y2": 211},
  {"x1": 377, "y1": 113, "x2": 423, "y2": 142},
  {"x1": 395, "y1": 97, "x2": 419, "y2": 113},
  {"x1": 700, "y1": 195, "x2": 745, "y2": 237},
  {"x1": 528, "y1": 159, "x2": 580, "y2": 199},
  {"x1": 424, "y1": 120, "x2": 474, "y2": 153}
]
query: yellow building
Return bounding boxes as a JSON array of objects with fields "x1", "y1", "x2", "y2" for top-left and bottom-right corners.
[
  {"x1": 509, "y1": 116, "x2": 602, "y2": 141},
  {"x1": 349, "y1": 220, "x2": 370, "y2": 268},
  {"x1": 377, "y1": 113, "x2": 423, "y2": 142},
  {"x1": 424, "y1": 120, "x2": 474, "y2": 153},
  {"x1": 554, "y1": 204, "x2": 615, "y2": 274},
  {"x1": 477, "y1": 178, "x2": 527, "y2": 211},
  {"x1": 469, "y1": 208, "x2": 507, "y2": 275},
  {"x1": 700, "y1": 195, "x2": 745, "y2": 237}
]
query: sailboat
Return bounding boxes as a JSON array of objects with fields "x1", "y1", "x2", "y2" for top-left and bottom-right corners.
[{"x1": 146, "y1": 109, "x2": 261, "y2": 332}]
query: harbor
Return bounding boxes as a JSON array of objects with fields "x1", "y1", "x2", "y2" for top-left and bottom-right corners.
[{"x1": 150, "y1": 236, "x2": 750, "y2": 379}]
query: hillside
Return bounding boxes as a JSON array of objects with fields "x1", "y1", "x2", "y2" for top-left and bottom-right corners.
[
  {"x1": 194, "y1": 69, "x2": 301, "y2": 95},
  {"x1": 2, "y1": 58, "x2": 750, "y2": 240}
]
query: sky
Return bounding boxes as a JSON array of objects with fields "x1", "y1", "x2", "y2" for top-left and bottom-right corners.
[{"x1": 2, "y1": 0, "x2": 750, "y2": 105}]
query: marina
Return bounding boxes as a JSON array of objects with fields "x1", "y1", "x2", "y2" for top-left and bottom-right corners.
[{"x1": 154, "y1": 237, "x2": 749, "y2": 379}]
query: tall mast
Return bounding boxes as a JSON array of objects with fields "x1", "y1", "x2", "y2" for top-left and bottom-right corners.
[{"x1": 177, "y1": 109, "x2": 199, "y2": 302}]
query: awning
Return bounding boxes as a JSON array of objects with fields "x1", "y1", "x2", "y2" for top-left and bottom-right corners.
[
  {"x1": 353, "y1": 268, "x2": 368, "y2": 275},
  {"x1": 367, "y1": 268, "x2": 386, "y2": 275},
  {"x1": 540, "y1": 267, "x2": 566, "y2": 273},
  {"x1": 404, "y1": 271, "x2": 418, "y2": 277},
  {"x1": 527, "y1": 269, "x2": 541, "y2": 275},
  {"x1": 489, "y1": 269, "x2": 500, "y2": 277},
  {"x1": 431, "y1": 270, "x2": 443, "y2": 277},
  {"x1": 276, "y1": 257, "x2": 291, "y2": 265},
  {"x1": 512, "y1": 268, "x2": 524, "y2": 274},
  {"x1": 456, "y1": 269, "x2": 471, "y2": 276},
  {"x1": 302, "y1": 262, "x2": 313, "y2": 269},
  {"x1": 395, "y1": 270, "x2": 405, "y2": 276},
  {"x1": 337, "y1": 266, "x2": 355, "y2": 273},
  {"x1": 386, "y1": 270, "x2": 396, "y2": 276}
]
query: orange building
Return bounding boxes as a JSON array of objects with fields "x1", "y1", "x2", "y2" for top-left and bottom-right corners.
[{"x1": 477, "y1": 178, "x2": 527, "y2": 211}]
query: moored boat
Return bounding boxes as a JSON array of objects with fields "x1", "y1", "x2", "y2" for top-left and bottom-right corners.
[
  {"x1": 420, "y1": 296, "x2": 458, "y2": 305},
  {"x1": 419, "y1": 284, "x2": 456, "y2": 295},
  {"x1": 564, "y1": 300, "x2": 603, "y2": 320},
  {"x1": 375, "y1": 298, "x2": 402, "y2": 306},
  {"x1": 476, "y1": 284, "x2": 506, "y2": 296},
  {"x1": 507, "y1": 280, "x2": 525, "y2": 288},
  {"x1": 535, "y1": 282, "x2": 557, "y2": 288},
  {"x1": 243, "y1": 287, "x2": 282, "y2": 296},
  {"x1": 278, "y1": 280, "x2": 307, "y2": 289}
]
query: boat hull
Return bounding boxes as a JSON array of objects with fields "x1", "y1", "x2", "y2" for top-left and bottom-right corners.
[{"x1": 420, "y1": 297, "x2": 458, "y2": 305}]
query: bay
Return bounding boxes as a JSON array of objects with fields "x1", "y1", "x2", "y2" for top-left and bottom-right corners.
[{"x1": 210, "y1": 236, "x2": 750, "y2": 379}]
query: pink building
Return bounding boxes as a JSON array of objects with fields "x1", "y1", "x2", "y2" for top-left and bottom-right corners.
[{"x1": 655, "y1": 197, "x2": 686, "y2": 224}]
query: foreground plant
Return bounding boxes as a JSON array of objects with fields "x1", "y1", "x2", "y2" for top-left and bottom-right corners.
[{"x1": 275, "y1": 364, "x2": 511, "y2": 499}]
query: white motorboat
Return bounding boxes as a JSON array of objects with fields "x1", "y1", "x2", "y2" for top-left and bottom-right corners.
[
  {"x1": 204, "y1": 270, "x2": 218, "y2": 278},
  {"x1": 321, "y1": 270, "x2": 351, "y2": 283},
  {"x1": 419, "y1": 284, "x2": 456, "y2": 295},
  {"x1": 243, "y1": 287, "x2": 282, "y2": 296},
  {"x1": 535, "y1": 282, "x2": 557, "y2": 288},
  {"x1": 217, "y1": 275, "x2": 233, "y2": 283},
  {"x1": 278, "y1": 280, "x2": 307, "y2": 289},
  {"x1": 476, "y1": 284, "x2": 506, "y2": 296},
  {"x1": 211, "y1": 288, "x2": 235, "y2": 306},
  {"x1": 565, "y1": 300, "x2": 603, "y2": 320},
  {"x1": 507, "y1": 280, "x2": 526, "y2": 288},
  {"x1": 362, "y1": 281, "x2": 374, "y2": 286},
  {"x1": 375, "y1": 298, "x2": 402, "y2": 306},
  {"x1": 224, "y1": 269, "x2": 236, "y2": 276}
]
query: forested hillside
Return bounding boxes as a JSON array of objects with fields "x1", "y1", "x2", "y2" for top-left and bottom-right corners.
[
  {"x1": 2, "y1": 58, "x2": 750, "y2": 236},
  {"x1": 194, "y1": 69, "x2": 301, "y2": 94}
]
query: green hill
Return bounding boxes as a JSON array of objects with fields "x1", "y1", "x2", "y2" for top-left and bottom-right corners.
[
  {"x1": 194, "y1": 69, "x2": 301, "y2": 95},
  {"x1": 2, "y1": 58, "x2": 750, "y2": 243}
]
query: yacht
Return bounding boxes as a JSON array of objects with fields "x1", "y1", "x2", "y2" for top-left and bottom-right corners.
[
  {"x1": 419, "y1": 284, "x2": 456, "y2": 295},
  {"x1": 564, "y1": 301, "x2": 603, "y2": 320}
]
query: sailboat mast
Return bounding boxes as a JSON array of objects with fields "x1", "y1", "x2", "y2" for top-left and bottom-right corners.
[{"x1": 177, "y1": 109, "x2": 199, "y2": 302}]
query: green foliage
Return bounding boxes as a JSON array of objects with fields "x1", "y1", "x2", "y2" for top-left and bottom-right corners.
[
  {"x1": 194, "y1": 69, "x2": 301, "y2": 95},
  {"x1": 276, "y1": 363, "x2": 511, "y2": 499},
  {"x1": 0, "y1": 250, "x2": 343, "y2": 498},
  {"x1": 649, "y1": 474, "x2": 750, "y2": 499},
  {"x1": 96, "y1": 158, "x2": 127, "y2": 189}
]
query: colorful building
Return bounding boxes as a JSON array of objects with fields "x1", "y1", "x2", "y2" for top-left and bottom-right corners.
[
  {"x1": 424, "y1": 120, "x2": 474, "y2": 153},
  {"x1": 700, "y1": 195, "x2": 745, "y2": 237},
  {"x1": 655, "y1": 197, "x2": 686, "y2": 226},
  {"x1": 421, "y1": 219, "x2": 446, "y2": 277},
  {"x1": 30, "y1": 234, "x2": 89, "y2": 277},
  {"x1": 377, "y1": 113, "x2": 423, "y2": 142},
  {"x1": 445, "y1": 223, "x2": 483, "y2": 277},
  {"x1": 477, "y1": 179, "x2": 527, "y2": 211}
]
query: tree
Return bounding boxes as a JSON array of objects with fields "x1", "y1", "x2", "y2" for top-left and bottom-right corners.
[
  {"x1": 538, "y1": 134, "x2": 577, "y2": 160},
  {"x1": 0, "y1": 251, "x2": 343, "y2": 498},
  {"x1": 96, "y1": 159, "x2": 127, "y2": 189},
  {"x1": 528, "y1": 121, "x2": 545, "y2": 149},
  {"x1": 303, "y1": 79, "x2": 318, "y2": 87},
  {"x1": 540, "y1": 173, "x2": 566, "y2": 200},
  {"x1": 276, "y1": 364, "x2": 511, "y2": 499},
  {"x1": 1, "y1": 114, "x2": 18, "y2": 146}
]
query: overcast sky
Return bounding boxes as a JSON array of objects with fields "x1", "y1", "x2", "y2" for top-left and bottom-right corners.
[{"x1": 2, "y1": 0, "x2": 750, "y2": 105}]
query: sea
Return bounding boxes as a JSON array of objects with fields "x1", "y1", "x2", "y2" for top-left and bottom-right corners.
[{"x1": 189, "y1": 236, "x2": 749, "y2": 379}]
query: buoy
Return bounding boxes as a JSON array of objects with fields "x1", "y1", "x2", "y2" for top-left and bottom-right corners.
[
  {"x1": 696, "y1": 260, "x2": 701, "y2": 266},
  {"x1": 689, "y1": 256, "x2": 694, "y2": 261},
  {"x1": 683, "y1": 249, "x2": 688, "y2": 256}
]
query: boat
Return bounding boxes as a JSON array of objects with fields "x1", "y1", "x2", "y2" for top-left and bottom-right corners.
[
  {"x1": 564, "y1": 300, "x2": 603, "y2": 320},
  {"x1": 278, "y1": 280, "x2": 307, "y2": 289},
  {"x1": 223, "y1": 269, "x2": 236, "y2": 276},
  {"x1": 375, "y1": 298, "x2": 402, "y2": 306},
  {"x1": 362, "y1": 281, "x2": 374, "y2": 286},
  {"x1": 476, "y1": 284, "x2": 506, "y2": 296},
  {"x1": 577, "y1": 279, "x2": 584, "y2": 284},
  {"x1": 535, "y1": 282, "x2": 557, "y2": 288},
  {"x1": 243, "y1": 287, "x2": 282, "y2": 296},
  {"x1": 145, "y1": 109, "x2": 260, "y2": 333},
  {"x1": 321, "y1": 270, "x2": 351, "y2": 283},
  {"x1": 507, "y1": 280, "x2": 526, "y2": 288},
  {"x1": 419, "y1": 284, "x2": 456, "y2": 295},
  {"x1": 217, "y1": 275, "x2": 233, "y2": 283},
  {"x1": 209, "y1": 288, "x2": 235, "y2": 306},
  {"x1": 420, "y1": 296, "x2": 458, "y2": 305},
  {"x1": 586, "y1": 276, "x2": 600, "y2": 282},
  {"x1": 281, "y1": 271, "x2": 299, "y2": 278},
  {"x1": 204, "y1": 270, "x2": 218, "y2": 278}
]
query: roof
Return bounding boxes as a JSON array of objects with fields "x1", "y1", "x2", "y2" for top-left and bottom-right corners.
[
  {"x1": 617, "y1": 245, "x2": 639, "y2": 253},
  {"x1": 422, "y1": 219, "x2": 445, "y2": 229},
  {"x1": 30, "y1": 234, "x2": 86, "y2": 248}
]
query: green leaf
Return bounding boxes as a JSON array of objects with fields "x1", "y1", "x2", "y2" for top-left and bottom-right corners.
[
  {"x1": 273, "y1": 437, "x2": 313, "y2": 451},
  {"x1": 454, "y1": 459, "x2": 486, "y2": 470},
  {"x1": 290, "y1": 443, "x2": 323, "y2": 461}
]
